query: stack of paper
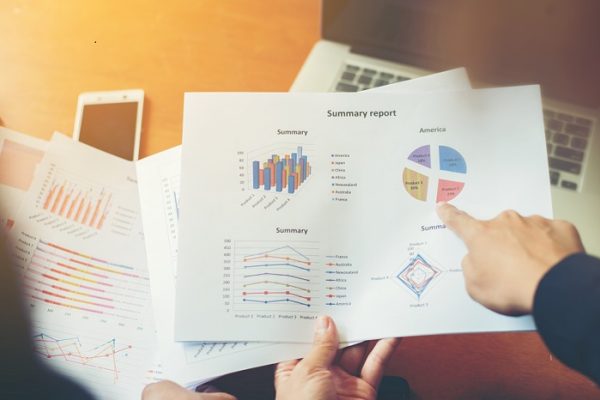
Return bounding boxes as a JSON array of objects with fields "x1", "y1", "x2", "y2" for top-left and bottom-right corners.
[
  {"x1": 135, "y1": 68, "x2": 477, "y2": 387},
  {"x1": 0, "y1": 67, "x2": 551, "y2": 398}
]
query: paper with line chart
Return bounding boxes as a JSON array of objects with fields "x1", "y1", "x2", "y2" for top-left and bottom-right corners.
[
  {"x1": 175, "y1": 87, "x2": 552, "y2": 343},
  {"x1": 137, "y1": 146, "x2": 310, "y2": 387},
  {"x1": 9, "y1": 133, "x2": 155, "y2": 400}
]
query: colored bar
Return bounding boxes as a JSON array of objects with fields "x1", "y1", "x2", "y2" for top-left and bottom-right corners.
[
  {"x1": 264, "y1": 167, "x2": 271, "y2": 190},
  {"x1": 82, "y1": 200, "x2": 93, "y2": 225},
  {"x1": 259, "y1": 169, "x2": 264, "y2": 186},
  {"x1": 300, "y1": 156, "x2": 307, "y2": 182},
  {"x1": 252, "y1": 161, "x2": 260, "y2": 189},
  {"x1": 50, "y1": 184, "x2": 65, "y2": 214},
  {"x1": 66, "y1": 191, "x2": 81, "y2": 219},
  {"x1": 74, "y1": 195, "x2": 86, "y2": 222},
  {"x1": 288, "y1": 174, "x2": 295, "y2": 194},
  {"x1": 97, "y1": 213, "x2": 108, "y2": 230},
  {"x1": 269, "y1": 162, "x2": 275, "y2": 186},
  {"x1": 41, "y1": 240, "x2": 135, "y2": 270},
  {"x1": 275, "y1": 161, "x2": 283, "y2": 192},
  {"x1": 43, "y1": 185, "x2": 57, "y2": 210},
  {"x1": 59, "y1": 191, "x2": 72, "y2": 217},
  {"x1": 89, "y1": 197, "x2": 102, "y2": 227},
  {"x1": 97, "y1": 194, "x2": 112, "y2": 230},
  {"x1": 291, "y1": 153, "x2": 297, "y2": 171}
]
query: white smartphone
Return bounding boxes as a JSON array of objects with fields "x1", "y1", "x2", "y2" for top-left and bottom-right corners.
[{"x1": 73, "y1": 89, "x2": 144, "y2": 161}]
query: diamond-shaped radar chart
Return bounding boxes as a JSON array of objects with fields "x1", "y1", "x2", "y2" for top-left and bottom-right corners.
[{"x1": 395, "y1": 254, "x2": 442, "y2": 299}]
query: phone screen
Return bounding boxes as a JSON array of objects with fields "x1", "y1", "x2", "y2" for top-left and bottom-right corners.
[{"x1": 79, "y1": 102, "x2": 138, "y2": 161}]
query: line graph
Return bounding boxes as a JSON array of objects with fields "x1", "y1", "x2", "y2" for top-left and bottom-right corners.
[
  {"x1": 29, "y1": 324, "x2": 152, "y2": 399},
  {"x1": 233, "y1": 241, "x2": 321, "y2": 311},
  {"x1": 33, "y1": 333, "x2": 132, "y2": 382}
]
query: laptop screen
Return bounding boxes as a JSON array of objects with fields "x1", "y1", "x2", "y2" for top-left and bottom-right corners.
[{"x1": 323, "y1": 0, "x2": 600, "y2": 108}]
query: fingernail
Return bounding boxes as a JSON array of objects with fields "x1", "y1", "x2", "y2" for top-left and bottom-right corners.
[{"x1": 315, "y1": 315, "x2": 329, "y2": 336}]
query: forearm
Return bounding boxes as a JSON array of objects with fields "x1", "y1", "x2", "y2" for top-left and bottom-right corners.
[{"x1": 533, "y1": 253, "x2": 600, "y2": 386}]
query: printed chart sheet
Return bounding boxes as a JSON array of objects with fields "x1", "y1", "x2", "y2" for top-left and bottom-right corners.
[
  {"x1": 10, "y1": 133, "x2": 155, "y2": 399},
  {"x1": 175, "y1": 86, "x2": 551, "y2": 343}
]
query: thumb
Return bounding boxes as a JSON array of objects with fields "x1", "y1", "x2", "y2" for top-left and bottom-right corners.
[{"x1": 301, "y1": 316, "x2": 339, "y2": 369}]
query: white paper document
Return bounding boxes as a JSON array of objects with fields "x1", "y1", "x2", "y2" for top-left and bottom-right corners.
[
  {"x1": 0, "y1": 127, "x2": 47, "y2": 229},
  {"x1": 9, "y1": 133, "x2": 156, "y2": 400},
  {"x1": 175, "y1": 86, "x2": 551, "y2": 343}
]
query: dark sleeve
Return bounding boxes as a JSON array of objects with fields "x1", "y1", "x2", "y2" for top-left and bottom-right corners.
[{"x1": 533, "y1": 252, "x2": 600, "y2": 386}]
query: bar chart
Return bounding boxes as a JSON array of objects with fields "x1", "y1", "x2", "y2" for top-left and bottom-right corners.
[
  {"x1": 18, "y1": 234, "x2": 150, "y2": 323},
  {"x1": 42, "y1": 181, "x2": 112, "y2": 230},
  {"x1": 30, "y1": 164, "x2": 140, "y2": 238},
  {"x1": 251, "y1": 146, "x2": 312, "y2": 194}
]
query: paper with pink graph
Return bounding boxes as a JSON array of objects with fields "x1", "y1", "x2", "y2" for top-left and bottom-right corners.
[{"x1": 9, "y1": 133, "x2": 156, "y2": 400}]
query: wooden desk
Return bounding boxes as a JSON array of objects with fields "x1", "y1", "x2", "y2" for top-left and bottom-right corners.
[
  {"x1": 1, "y1": 1, "x2": 598, "y2": 398},
  {"x1": 0, "y1": 0, "x2": 319, "y2": 156}
]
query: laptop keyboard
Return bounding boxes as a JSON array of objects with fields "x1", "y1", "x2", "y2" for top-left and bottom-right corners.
[
  {"x1": 544, "y1": 109, "x2": 593, "y2": 191},
  {"x1": 333, "y1": 63, "x2": 595, "y2": 192},
  {"x1": 334, "y1": 64, "x2": 411, "y2": 92}
]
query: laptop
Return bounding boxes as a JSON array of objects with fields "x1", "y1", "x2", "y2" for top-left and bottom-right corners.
[{"x1": 291, "y1": 0, "x2": 600, "y2": 256}]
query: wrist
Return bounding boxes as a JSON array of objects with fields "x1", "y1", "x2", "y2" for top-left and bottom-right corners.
[{"x1": 518, "y1": 261, "x2": 555, "y2": 314}]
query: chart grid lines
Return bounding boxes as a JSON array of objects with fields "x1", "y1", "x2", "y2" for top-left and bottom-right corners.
[{"x1": 232, "y1": 241, "x2": 321, "y2": 312}]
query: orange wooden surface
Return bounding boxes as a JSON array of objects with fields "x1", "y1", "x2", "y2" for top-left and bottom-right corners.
[
  {"x1": 0, "y1": 0, "x2": 319, "y2": 156},
  {"x1": 1, "y1": 1, "x2": 599, "y2": 398}
]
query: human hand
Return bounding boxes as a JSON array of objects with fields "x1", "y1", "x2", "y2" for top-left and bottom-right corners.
[
  {"x1": 142, "y1": 380, "x2": 236, "y2": 400},
  {"x1": 436, "y1": 202, "x2": 584, "y2": 315},
  {"x1": 275, "y1": 316, "x2": 400, "y2": 400}
]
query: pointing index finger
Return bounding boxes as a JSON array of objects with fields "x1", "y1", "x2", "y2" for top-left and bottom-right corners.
[{"x1": 436, "y1": 202, "x2": 481, "y2": 243}]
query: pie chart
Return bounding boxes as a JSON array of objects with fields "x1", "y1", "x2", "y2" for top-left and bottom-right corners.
[{"x1": 402, "y1": 145, "x2": 467, "y2": 202}]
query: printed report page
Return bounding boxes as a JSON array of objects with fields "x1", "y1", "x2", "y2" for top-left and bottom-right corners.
[{"x1": 175, "y1": 87, "x2": 550, "y2": 343}]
